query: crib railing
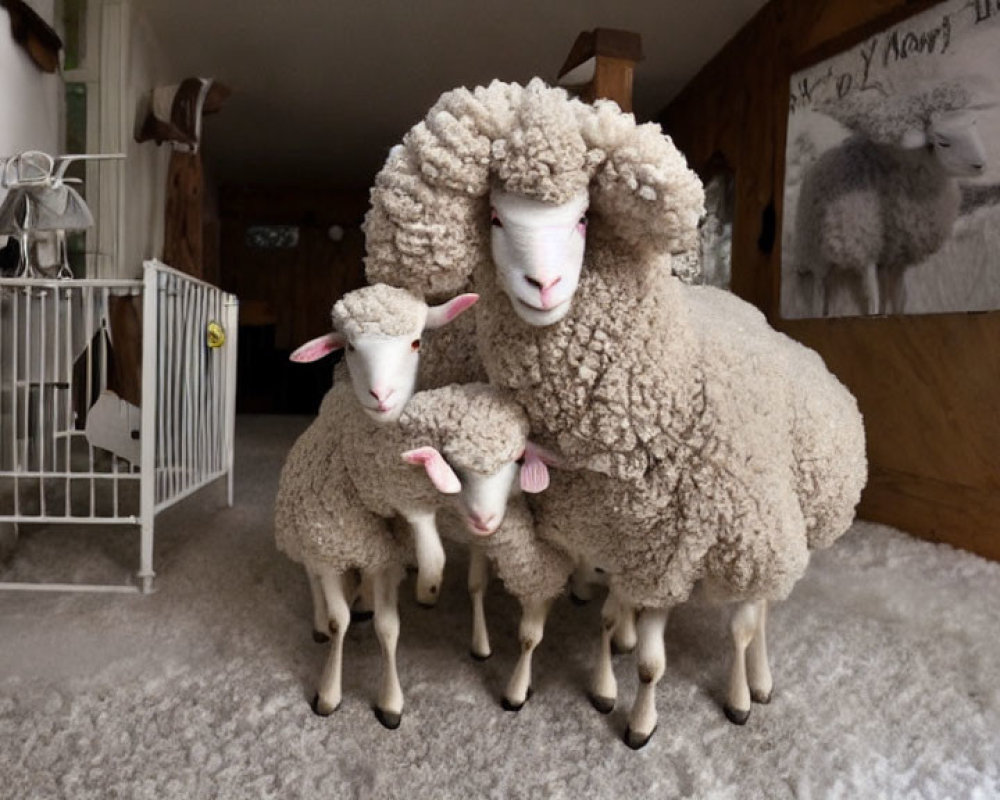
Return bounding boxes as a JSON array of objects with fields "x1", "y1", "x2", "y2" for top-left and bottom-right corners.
[{"x1": 0, "y1": 260, "x2": 238, "y2": 593}]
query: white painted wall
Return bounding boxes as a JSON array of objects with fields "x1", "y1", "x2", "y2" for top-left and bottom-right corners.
[
  {"x1": 0, "y1": 0, "x2": 61, "y2": 197},
  {"x1": 120, "y1": 2, "x2": 174, "y2": 277}
]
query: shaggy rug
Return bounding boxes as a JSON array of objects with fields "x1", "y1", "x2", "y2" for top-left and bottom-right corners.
[{"x1": 1, "y1": 415, "x2": 998, "y2": 799}]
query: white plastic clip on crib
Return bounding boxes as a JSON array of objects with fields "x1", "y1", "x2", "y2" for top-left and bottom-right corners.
[{"x1": 0, "y1": 260, "x2": 238, "y2": 593}]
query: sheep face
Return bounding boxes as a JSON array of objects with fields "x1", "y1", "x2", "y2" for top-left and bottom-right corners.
[
  {"x1": 490, "y1": 187, "x2": 589, "y2": 327},
  {"x1": 289, "y1": 289, "x2": 478, "y2": 422},
  {"x1": 403, "y1": 443, "x2": 551, "y2": 536},
  {"x1": 904, "y1": 110, "x2": 987, "y2": 177}
]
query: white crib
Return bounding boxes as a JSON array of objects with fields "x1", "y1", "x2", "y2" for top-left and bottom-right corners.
[{"x1": 0, "y1": 260, "x2": 238, "y2": 593}]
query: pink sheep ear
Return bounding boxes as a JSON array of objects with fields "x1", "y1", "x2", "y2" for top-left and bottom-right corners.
[
  {"x1": 424, "y1": 293, "x2": 479, "y2": 330},
  {"x1": 402, "y1": 447, "x2": 461, "y2": 494},
  {"x1": 289, "y1": 332, "x2": 346, "y2": 363},
  {"x1": 520, "y1": 441, "x2": 558, "y2": 493}
]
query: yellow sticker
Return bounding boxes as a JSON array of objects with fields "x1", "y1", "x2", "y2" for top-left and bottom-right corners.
[{"x1": 207, "y1": 321, "x2": 225, "y2": 348}]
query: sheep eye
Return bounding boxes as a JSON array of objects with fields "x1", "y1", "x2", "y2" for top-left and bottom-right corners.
[
  {"x1": 411, "y1": 339, "x2": 420, "y2": 351},
  {"x1": 491, "y1": 209, "x2": 503, "y2": 228},
  {"x1": 346, "y1": 343, "x2": 355, "y2": 353},
  {"x1": 936, "y1": 138, "x2": 951, "y2": 148},
  {"x1": 579, "y1": 215, "x2": 588, "y2": 226}
]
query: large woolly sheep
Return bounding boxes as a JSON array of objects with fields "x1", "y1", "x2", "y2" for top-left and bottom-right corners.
[
  {"x1": 794, "y1": 81, "x2": 990, "y2": 316},
  {"x1": 364, "y1": 79, "x2": 867, "y2": 747}
]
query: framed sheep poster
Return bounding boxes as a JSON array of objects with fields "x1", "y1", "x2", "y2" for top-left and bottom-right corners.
[{"x1": 780, "y1": 0, "x2": 1000, "y2": 319}]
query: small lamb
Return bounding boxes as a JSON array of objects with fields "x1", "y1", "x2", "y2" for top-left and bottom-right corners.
[{"x1": 286, "y1": 283, "x2": 478, "y2": 613}]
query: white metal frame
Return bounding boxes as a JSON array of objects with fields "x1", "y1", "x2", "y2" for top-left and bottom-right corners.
[{"x1": 0, "y1": 260, "x2": 238, "y2": 593}]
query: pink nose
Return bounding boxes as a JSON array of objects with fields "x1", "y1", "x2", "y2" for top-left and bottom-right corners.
[
  {"x1": 470, "y1": 512, "x2": 497, "y2": 530},
  {"x1": 370, "y1": 387, "x2": 394, "y2": 402},
  {"x1": 525, "y1": 275, "x2": 563, "y2": 309}
]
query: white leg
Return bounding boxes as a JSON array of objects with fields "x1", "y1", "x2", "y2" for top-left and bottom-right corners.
[
  {"x1": 372, "y1": 564, "x2": 405, "y2": 729},
  {"x1": 308, "y1": 569, "x2": 330, "y2": 642},
  {"x1": 611, "y1": 599, "x2": 637, "y2": 654},
  {"x1": 405, "y1": 511, "x2": 446, "y2": 607},
  {"x1": 747, "y1": 599, "x2": 772, "y2": 705},
  {"x1": 725, "y1": 599, "x2": 764, "y2": 725},
  {"x1": 468, "y1": 546, "x2": 491, "y2": 660},
  {"x1": 589, "y1": 591, "x2": 620, "y2": 714},
  {"x1": 625, "y1": 607, "x2": 669, "y2": 750},
  {"x1": 312, "y1": 569, "x2": 351, "y2": 716},
  {"x1": 502, "y1": 598, "x2": 549, "y2": 711}
]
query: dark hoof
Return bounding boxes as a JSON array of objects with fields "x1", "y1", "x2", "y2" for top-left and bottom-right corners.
[
  {"x1": 470, "y1": 650, "x2": 492, "y2": 662},
  {"x1": 588, "y1": 693, "x2": 615, "y2": 715},
  {"x1": 610, "y1": 639, "x2": 635, "y2": 656},
  {"x1": 312, "y1": 630, "x2": 330, "y2": 644},
  {"x1": 351, "y1": 609, "x2": 374, "y2": 624},
  {"x1": 374, "y1": 706, "x2": 401, "y2": 730},
  {"x1": 751, "y1": 688, "x2": 772, "y2": 705},
  {"x1": 724, "y1": 704, "x2": 751, "y2": 725},
  {"x1": 501, "y1": 687, "x2": 533, "y2": 712},
  {"x1": 310, "y1": 694, "x2": 338, "y2": 717},
  {"x1": 570, "y1": 592, "x2": 590, "y2": 606},
  {"x1": 416, "y1": 600, "x2": 438, "y2": 610},
  {"x1": 623, "y1": 725, "x2": 655, "y2": 750}
]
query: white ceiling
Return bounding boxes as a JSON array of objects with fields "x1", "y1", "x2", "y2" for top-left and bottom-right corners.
[{"x1": 134, "y1": 0, "x2": 767, "y2": 189}]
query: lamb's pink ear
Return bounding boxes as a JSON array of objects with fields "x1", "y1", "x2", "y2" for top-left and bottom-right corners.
[
  {"x1": 424, "y1": 293, "x2": 479, "y2": 330},
  {"x1": 402, "y1": 447, "x2": 461, "y2": 494},
  {"x1": 520, "y1": 441, "x2": 558, "y2": 493},
  {"x1": 289, "y1": 332, "x2": 346, "y2": 363}
]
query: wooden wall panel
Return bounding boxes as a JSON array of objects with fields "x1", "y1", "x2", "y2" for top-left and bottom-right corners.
[
  {"x1": 219, "y1": 186, "x2": 368, "y2": 413},
  {"x1": 659, "y1": 0, "x2": 1000, "y2": 561}
]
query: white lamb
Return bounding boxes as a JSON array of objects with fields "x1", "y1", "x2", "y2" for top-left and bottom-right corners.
[
  {"x1": 364, "y1": 79, "x2": 868, "y2": 748},
  {"x1": 795, "y1": 81, "x2": 990, "y2": 316}
]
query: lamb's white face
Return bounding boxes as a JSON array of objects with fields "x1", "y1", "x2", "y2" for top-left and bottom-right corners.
[
  {"x1": 490, "y1": 188, "x2": 589, "y2": 327},
  {"x1": 454, "y1": 461, "x2": 520, "y2": 537},
  {"x1": 288, "y1": 290, "x2": 478, "y2": 424},
  {"x1": 906, "y1": 111, "x2": 988, "y2": 177},
  {"x1": 344, "y1": 332, "x2": 422, "y2": 422}
]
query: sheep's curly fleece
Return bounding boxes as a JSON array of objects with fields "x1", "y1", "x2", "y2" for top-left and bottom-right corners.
[
  {"x1": 273, "y1": 380, "x2": 405, "y2": 572},
  {"x1": 364, "y1": 78, "x2": 705, "y2": 300},
  {"x1": 275, "y1": 373, "x2": 571, "y2": 603},
  {"x1": 364, "y1": 78, "x2": 867, "y2": 608},
  {"x1": 818, "y1": 81, "x2": 974, "y2": 144},
  {"x1": 331, "y1": 283, "x2": 427, "y2": 338},
  {"x1": 343, "y1": 381, "x2": 571, "y2": 603}
]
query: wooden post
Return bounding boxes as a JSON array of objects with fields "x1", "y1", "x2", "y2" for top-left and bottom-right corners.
[{"x1": 557, "y1": 28, "x2": 643, "y2": 111}]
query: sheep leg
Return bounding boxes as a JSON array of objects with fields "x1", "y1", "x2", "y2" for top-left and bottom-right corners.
[
  {"x1": 611, "y1": 598, "x2": 637, "y2": 654},
  {"x1": 588, "y1": 591, "x2": 621, "y2": 714},
  {"x1": 307, "y1": 569, "x2": 330, "y2": 643},
  {"x1": 312, "y1": 569, "x2": 351, "y2": 716},
  {"x1": 747, "y1": 599, "x2": 772, "y2": 704},
  {"x1": 624, "y1": 607, "x2": 669, "y2": 750},
  {"x1": 405, "y1": 511, "x2": 445, "y2": 607},
  {"x1": 502, "y1": 598, "x2": 549, "y2": 711},
  {"x1": 724, "y1": 599, "x2": 766, "y2": 725},
  {"x1": 372, "y1": 563, "x2": 405, "y2": 729},
  {"x1": 468, "y1": 546, "x2": 491, "y2": 660}
]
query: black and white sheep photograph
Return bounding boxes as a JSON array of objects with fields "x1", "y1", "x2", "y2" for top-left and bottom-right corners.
[{"x1": 781, "y1": 0, "x2": 1000, "y2": 318}]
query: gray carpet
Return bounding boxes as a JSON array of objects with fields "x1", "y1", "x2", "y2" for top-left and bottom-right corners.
[{"x1": 1, "y1": 415, "x2": 998, "y2": 799}]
